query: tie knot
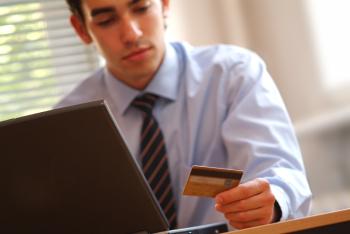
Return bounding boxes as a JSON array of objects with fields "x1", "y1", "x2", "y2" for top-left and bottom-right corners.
[{"x1": 131, "y1": 93, "x2": 158, "y2": 114}]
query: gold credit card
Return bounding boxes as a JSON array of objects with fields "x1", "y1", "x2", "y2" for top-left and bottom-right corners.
[{"x1": 183, "y1": 165, "x2": 243, "y2": 197}]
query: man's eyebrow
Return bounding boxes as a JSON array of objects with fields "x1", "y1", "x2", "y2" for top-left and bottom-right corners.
[
  {"x1": 128, "y1": 0, "x2": 142, "y2": 7},
  {"x1": 90, "y1": 7, "x2": 115, "y2": 17}
]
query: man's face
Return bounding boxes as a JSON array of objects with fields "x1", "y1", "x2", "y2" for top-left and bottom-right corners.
[{"x1": 72, "y1": 0, "x2": 169, "y2": 89}]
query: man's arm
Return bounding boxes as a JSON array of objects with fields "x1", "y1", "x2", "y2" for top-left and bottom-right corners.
[{"x1": 215, "y1": 50, "x2": 311, "y2": 229}]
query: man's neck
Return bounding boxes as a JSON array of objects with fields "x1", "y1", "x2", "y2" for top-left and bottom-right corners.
[
  {"x1": 106, "y1": 67, "x2": 156, "y2": 91},
  {"x1": 116, "y1": 74, "x2": 153, "y2": 91}
]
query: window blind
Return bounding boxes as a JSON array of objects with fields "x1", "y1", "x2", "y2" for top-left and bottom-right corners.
[{"x1": 0, "y1": 0, "x2": 100, "y2": 121}]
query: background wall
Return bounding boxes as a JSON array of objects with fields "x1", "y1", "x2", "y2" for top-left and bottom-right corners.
[{"x1": 167, "y1": 0, "x2": 350, "y2": 215}]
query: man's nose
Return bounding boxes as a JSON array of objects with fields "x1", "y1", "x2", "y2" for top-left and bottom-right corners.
[{"x1": 120, "y1": 18, "x2": 143, "y2": 46}]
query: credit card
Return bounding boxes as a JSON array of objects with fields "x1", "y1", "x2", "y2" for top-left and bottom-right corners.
[{"x1": 183, "y1": 165, "x2": 243, "y2": 197}]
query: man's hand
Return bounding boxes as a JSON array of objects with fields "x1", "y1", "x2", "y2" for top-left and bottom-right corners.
[{"x1": 215, "y1": 178, "x2": 276, "y2": 229}]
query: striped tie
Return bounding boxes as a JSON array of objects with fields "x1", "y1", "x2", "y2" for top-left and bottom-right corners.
[{"x1": 131, "y1": 93, "x2": 177, "y2": 229}]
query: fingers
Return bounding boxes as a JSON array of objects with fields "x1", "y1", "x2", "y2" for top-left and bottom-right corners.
[
  {"x1": 215, "y1": 192, "x2": 275, "y2": 227},
  {"x1": 223, "y1": 204, "x2": 273, "y2": 223},
  {"x1": 215, "y1": 187, "x2": 275, "y2": 213},
  {"x1": 215, "y1": 178, "x2": 270, "y2": 205},
  {"x1": 214, "y1": 178, "x2": 276, "y2": 229}
]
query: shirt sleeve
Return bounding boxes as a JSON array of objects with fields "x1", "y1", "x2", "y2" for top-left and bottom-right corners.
[{"x1": 221, "y1": 52, "x2": 312, "y2": 220}]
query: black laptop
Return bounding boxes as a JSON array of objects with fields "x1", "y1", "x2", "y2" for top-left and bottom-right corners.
[{"x1": 0, "y1": 100, "x2": 227, "y2": 234}]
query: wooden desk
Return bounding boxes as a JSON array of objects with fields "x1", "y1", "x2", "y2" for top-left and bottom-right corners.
[{"x1": 226, "y1": 209, "x2": 350, "y2": 233}]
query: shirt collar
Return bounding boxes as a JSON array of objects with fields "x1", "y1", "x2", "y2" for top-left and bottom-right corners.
[{"x1": 104, "y1": 42, "x2": 180, "y2": 115}]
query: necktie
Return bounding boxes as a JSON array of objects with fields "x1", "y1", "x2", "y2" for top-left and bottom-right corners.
[{"x1": 131, "y1": 93, "x2": 177, "y2": 229}]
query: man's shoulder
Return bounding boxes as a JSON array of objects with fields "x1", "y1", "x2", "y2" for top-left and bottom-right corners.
[
  {"x1": 55, "y1": 68, "x2": 105, "y2": 108},
  {"x1": 172, "y1": 42, "x2": 264, "y2": 72}
]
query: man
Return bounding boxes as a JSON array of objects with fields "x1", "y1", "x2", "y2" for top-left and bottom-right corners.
[{"x1": 58, "y1": 0, "x2": 311, "y2": 230}]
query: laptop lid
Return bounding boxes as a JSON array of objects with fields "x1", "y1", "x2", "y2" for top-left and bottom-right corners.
[{"x1": 0, "y1": 100, "x2": 169, "y2": 234}]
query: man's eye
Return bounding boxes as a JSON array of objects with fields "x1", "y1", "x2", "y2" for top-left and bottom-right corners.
[
  {"x1": 133, "y1": 1, "x2": 152, "y2": 14},
  {"x1": 134, "y1": 6, "x2": 149, "y2": 14},
  {"x1": 96, "y1": 17, "x2": 116, "y2": 27}
]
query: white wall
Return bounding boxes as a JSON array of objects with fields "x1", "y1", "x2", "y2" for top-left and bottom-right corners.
[
  {"x1": 167, "y1": 0, "x2": 228, "y2": 45},
  {"x1": 169, "y1": 0, "x2": 350, "y2": 124}
]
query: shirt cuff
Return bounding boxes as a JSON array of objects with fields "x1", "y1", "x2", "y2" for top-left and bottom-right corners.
[{"x1": 270, "y1": 184, "x2": 290, "y2": 221}]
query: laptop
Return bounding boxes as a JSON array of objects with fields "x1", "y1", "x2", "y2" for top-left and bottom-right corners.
[{"x1": 0, "y1": 100, "x2": 228, "y2": 234}]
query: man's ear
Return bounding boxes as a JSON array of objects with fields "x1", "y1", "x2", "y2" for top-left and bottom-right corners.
[{"x1": 70, "y1": 15, "x2": 92, "y2": 44}]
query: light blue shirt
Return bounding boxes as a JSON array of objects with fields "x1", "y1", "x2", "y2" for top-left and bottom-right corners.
[{"x1": 56, "y1": 42, "x2": 311, "y2": 229}]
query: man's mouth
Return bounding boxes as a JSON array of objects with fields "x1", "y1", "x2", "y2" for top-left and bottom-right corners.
[{"x1": 123, "y1": 47, "x2": 152, "y2": 62}]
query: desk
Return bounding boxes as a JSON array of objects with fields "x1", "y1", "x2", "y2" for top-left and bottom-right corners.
[{"x1": 226, "y1": 209, "x2": 350, "y2": 233}]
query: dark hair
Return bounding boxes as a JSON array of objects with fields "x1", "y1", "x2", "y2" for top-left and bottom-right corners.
[{"x1": 66, "y1": 0, "x2": 85, "y2": 21}]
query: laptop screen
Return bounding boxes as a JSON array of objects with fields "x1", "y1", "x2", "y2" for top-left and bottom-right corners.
[{"x1": 0, "y1": 100, "x2": 169, "y2": 234}]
